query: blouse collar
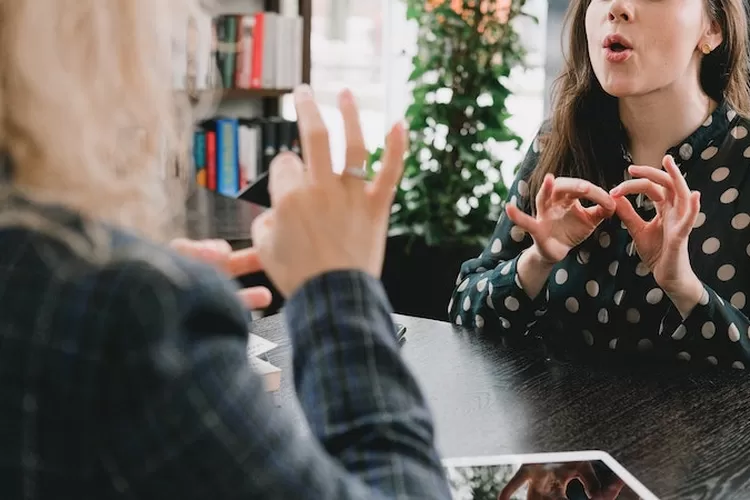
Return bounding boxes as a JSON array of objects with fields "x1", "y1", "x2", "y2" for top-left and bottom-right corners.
[{"x1": 618, "y1": 99, "x2": 735, "y2": 169}]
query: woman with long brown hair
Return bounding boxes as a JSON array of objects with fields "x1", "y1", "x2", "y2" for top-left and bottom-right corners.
[
  {"x1": 0, "y1": 0, "x2": 452, "y2": 497},
  {"x1": 450, "y1": 0, "x2": 750, "y2": 369}
]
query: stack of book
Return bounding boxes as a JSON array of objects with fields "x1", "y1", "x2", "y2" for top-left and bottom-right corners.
[
  {"x1": 247, "y1": 333, "x2": 282, "y2": 392},
  {"x1": 172, "y1": 10, "x2": 304, "y2": 93},
  {"x1": 216, "y1": 12, "x2": 304, "y2": 91},
  {"x1": 193, "y1": 117, "x2": 301, "y2": 196}
]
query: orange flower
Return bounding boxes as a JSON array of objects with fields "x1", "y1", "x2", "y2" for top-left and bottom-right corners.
[{"x1": 426, "y1": 0, "x2": 512, "y2": 24}]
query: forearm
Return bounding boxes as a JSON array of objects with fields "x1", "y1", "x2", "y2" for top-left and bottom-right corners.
[
  {"x1": 284, "y1": 270, "x2": 451, "y2": 498},
  {"x1": 516, "y1": 246, "x2": 556, "y2": 299},
  {"x1": 100, "y1": 260, "x2": 451, "y2": 499}
]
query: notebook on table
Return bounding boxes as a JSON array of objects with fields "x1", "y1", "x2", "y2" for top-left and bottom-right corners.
[{"x1": 442, "y1": 451, "x2": 657, "y2": 500}]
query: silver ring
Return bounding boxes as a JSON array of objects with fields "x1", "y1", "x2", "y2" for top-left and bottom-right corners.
[{"x1": 342, "y1": 166, "x2": 368, "y2": 180}]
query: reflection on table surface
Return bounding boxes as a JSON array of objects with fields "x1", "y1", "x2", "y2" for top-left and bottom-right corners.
[{"x1": 250, "y1": 313, "x2": 750, "y2": 499}]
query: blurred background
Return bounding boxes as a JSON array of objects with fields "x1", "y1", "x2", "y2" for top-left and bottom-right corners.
[
  {"x1": 280, "y1": 0, "x2": 554, "y2": 186},
  {"x1": 195, "y1": 0, "x2": 568, "y2": 319}
]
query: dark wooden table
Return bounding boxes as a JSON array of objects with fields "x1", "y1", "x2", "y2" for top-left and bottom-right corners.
[{"x1": 251, "y1": 313, "x2": 750, "y2": 500}]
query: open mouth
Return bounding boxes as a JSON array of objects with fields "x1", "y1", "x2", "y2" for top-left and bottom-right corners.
[{"x1": 603, "y1": 34, "x2": 633, "y2": 52}]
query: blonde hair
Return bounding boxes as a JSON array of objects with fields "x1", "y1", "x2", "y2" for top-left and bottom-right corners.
[{"x1": 0, "y1": 0, "x2": 206, "y2": 242}]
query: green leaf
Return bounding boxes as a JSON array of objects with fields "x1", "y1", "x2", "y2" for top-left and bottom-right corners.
[{"x1": 376, "y1": 0, "x2": 527, "y2": 248}]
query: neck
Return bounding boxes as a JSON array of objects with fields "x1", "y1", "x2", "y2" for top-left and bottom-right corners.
[{"x1": 618, "y1": 80, "x2": 715, "y2": 165}]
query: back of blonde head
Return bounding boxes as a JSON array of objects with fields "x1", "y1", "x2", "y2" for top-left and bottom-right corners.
[{"x1": 0, "y1": 0, "x2": 200, "y2": 242}]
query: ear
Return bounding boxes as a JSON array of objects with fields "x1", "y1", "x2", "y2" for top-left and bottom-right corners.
[{"x1": 700, "y1": 19, "x2": 723, "y2": 52}]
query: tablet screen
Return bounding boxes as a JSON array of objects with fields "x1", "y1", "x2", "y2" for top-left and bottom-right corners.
[{"x1": 442, "y1": 451, "x2": 657, "y2": 500}]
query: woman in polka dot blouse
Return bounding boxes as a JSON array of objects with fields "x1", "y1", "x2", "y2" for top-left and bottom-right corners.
[{"x1": 449, "y1": 0, "x2": 750, "y2": 370}]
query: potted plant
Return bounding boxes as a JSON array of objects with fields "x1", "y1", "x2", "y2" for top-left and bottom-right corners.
[{"x1": 370, "y1": 0, "x2": 532, "y2": 320}]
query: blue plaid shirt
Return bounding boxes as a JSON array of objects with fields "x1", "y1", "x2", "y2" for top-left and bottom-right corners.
[{"x1": 0, "y1": 196, "x2": 451, "y2": 499}]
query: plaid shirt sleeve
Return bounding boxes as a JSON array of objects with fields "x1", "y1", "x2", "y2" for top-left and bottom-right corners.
[{"x1": 96, "y1": 258, "x2": 451, "y2": 500}]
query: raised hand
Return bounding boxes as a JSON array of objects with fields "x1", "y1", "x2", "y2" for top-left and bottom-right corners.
[
  {"x1": 250, "y1": 86, "x2": 406, "y2": 297},
  {"x1": 609, "y1": 154, "x2": 703, "y2": 307},
  {"x1": 169, "y1": 238, "x2": 273, "y2": 310},
  {"x1": 506, "y1": 174, "x2": 616, "y2": 264}
]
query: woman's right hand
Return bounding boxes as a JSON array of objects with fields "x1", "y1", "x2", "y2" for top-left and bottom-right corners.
[{"x1": 506, "y1": 174, "x2": 616, "y2": 264}]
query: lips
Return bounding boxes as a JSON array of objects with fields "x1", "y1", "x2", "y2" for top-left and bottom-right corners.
[{"x1": 603, "y1": 34, "x2": 633, "y2": 52}]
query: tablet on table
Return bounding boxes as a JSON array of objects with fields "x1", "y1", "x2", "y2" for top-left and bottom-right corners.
[{"x1": 442, "y1": 450, "x2": 657, "y2": 500}]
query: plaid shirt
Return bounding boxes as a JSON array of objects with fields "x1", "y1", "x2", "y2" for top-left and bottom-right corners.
[{"x1": 0, "y1": 196, "x2": 451, "y2": 499}]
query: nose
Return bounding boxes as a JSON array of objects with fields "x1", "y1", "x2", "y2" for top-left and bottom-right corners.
[{"x1": 608, "y1": 0, "x2": 633, "y2": 22}]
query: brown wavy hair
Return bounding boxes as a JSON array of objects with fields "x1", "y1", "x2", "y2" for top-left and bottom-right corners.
[{"x1": 529, "y1": 0, "x2": 750, "y2": 201}]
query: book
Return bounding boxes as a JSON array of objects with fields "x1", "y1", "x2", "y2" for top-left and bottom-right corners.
[
  {"x1": 247, "y1": 333, "x2": 282, "y2": 392},
  {"x1": 194, "y1": 117, "x2": 298, "y2": 196}
]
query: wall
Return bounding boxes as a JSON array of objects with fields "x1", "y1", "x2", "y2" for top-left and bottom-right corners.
[{"x1": 544, "y1": 0, "x2": 567, "y2": 116}]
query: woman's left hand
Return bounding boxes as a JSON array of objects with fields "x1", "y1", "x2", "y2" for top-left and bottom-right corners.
[
  {"x1": 610, "y1": 154, "x2": 704, "y2": 314},
  {"x1": 169, "y1": 238, "x2": 273, "y2": 310}
]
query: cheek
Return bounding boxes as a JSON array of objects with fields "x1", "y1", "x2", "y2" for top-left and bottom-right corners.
[{"x1": 641, "y1": 23, "x2": 698, "y2": 74}]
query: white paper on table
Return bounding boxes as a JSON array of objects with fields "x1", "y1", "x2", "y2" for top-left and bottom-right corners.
[{"x1": 247, "y1": 333, "x2": 278, "y2": 358}]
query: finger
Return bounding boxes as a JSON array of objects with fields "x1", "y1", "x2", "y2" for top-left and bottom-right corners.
[
  {"x1": 610, "y1": 179, "x2": 666, "y2": 202},
  {"x1": 294, "y1": 84, "x2": 334, "y2": 183},
  {"x1": 506, "y1": 201, "x2": 540, "y2": 236},
  {"x1": 498, "y1": 467, "x2": 530, "y2": 500},
  {"x1": 170, "y1": 238, "x2": 232, "y2": 264},
  {"x1": 226, "y1": 247, "x2": 264, "y2": 277},
  {"x1": 551, "y1": 178, "x2": 615, "y2": 211},
  {"x1": 535, "y1": 173, "x2": 554, "y2": 212},
  {"x1": 370, "y1": 121, "x2": 406, "y2": 207},
  {"x1": 236, "y1": 286, "x2": 273, "y2": 310},
  {"x1": 626, "y1": 164, "x2": 675, "y2": 201},
  {"x1": 250, "y1": 211, "x2": 274, "y2": 260},
  {"x1": 613, "y1": 196, "x2": 647, "y2": 235},
  {"x1": 583, "y1": 203, "x2": 615, "y2": 222},
  {"x1": 268, "y1": 152, "x2": 305, "y2": 206},
  {"x1": 574, "y1": 462, "x2": 602, "y2": 497},
  {"x1": 662, "y1": 154, "x2": 691, "y2": 202},
  {"x1": 338, "y1": 89, "x2": 368, "y2": 174},
  {"x1": 677, "y1": 190, "x2": 701, "y2": 236}
]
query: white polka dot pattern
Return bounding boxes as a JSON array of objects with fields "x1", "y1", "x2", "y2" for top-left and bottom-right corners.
[{"x1": 447, "y1": 109, "x2": 750, "y2": 370}]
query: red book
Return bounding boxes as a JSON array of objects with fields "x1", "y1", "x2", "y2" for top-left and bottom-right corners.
[
  {"x1": 235, "y1": 15, "x2": 254, "y2": 89},
  {"x1": 250, "y1": 12, "x2": 265, "y2": 88},
  {"x1": 206, "y1": 131, "x2": 217, "y2": 191}
]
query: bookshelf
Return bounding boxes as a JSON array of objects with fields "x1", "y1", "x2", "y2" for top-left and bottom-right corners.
[
  {"x1": 185, "y1": 0, "x2": 312, "y2": 210},
  {"x1": 210, "y1": 0, "x2": 312, "y2": 117},
  {"x1": 183, "y1": 0, "x2": 311, "y2": 316}
]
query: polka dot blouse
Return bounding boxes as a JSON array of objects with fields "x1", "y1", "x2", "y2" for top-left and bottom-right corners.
[{"x1": 449, "y1": 101, "x2": 750, "y2": 370}]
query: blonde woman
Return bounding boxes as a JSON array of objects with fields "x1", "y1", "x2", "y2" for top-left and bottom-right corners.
[{"x1": 0, "y1": 1, "x2": 450, "y2": 498}]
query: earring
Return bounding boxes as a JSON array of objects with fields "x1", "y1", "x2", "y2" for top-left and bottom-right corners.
[{"x1": 701, "y1": 43, "x2": 712, "y2": 55}]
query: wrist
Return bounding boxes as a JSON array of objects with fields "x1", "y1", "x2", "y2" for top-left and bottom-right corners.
[
  {"x1": 663, "y1": 273, "x2": 705, "y2": 319},
  {"x1": 525, "y1": 244, "x2": 557, "y2": 269}
]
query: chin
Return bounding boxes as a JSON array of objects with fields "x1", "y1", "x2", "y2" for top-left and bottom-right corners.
[{"x1": 596, "y1": 75, "x2": 642, "y2": 98}]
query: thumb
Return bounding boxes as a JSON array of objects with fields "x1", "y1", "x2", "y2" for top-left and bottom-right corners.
[
  {"x1": 613, "y1": 196, "x2": 646, "y2": 235},
  {"x1": 250, "y1": 211, "x2": 274, "y2": 264}
]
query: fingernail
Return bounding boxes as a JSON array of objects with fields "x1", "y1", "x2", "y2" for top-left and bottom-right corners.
[
  {"x1": 339, "y1": 88, "x2": 353, "y2": 103},
  {"x1": 295, "y1": 84, "x2": 312, "y2": 97}
]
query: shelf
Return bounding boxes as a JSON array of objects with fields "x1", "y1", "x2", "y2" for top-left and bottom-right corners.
[{"x1": 220, "y1": 88, "x2": 293, "y2": 100}]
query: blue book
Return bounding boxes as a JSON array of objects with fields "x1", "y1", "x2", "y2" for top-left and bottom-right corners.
[{"x1": 215, "y1": 117, "x2": 240, "y2": 196}]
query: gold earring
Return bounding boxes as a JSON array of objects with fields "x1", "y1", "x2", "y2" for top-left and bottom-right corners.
[{"x1": 701, "y1": 43, "x2": 712, "y2": 55}]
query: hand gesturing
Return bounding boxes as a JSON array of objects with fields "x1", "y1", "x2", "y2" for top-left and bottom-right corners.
[
  {"x1": 609, "y1": 154, "x2": 701, "y2": 293},
  {"x1": 250, "y1": 86, "x2": 406, "y2": 297},
  {"x1": 506, "y1": 174, "x2": 616, "y2": 264},
  {"x1": 169, "y1": 238, "x2": 273, "y2": 310}
]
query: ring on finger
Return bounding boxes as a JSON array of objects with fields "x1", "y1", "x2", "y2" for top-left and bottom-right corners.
[{"x1": 342, "y1": 164, "x2": 369, "y2": 180}]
